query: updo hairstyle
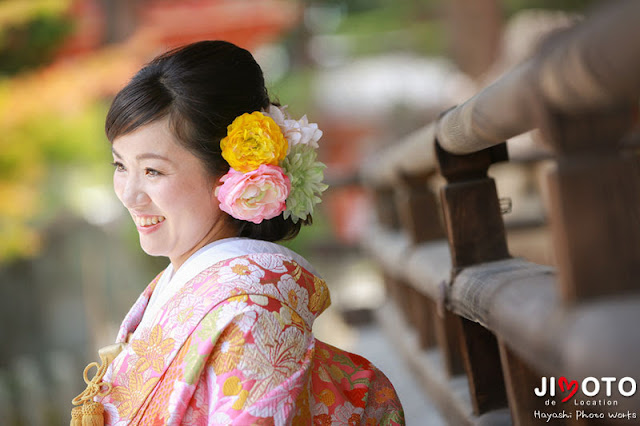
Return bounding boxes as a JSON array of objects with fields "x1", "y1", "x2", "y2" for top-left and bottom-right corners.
[{"x1": 105, "y1": 40, "x2": 306, "y2": 241}]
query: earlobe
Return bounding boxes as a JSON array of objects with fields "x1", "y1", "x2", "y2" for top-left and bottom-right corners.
[{"x1": 212, "y1": 185, "x2": 222, "y2": 208}]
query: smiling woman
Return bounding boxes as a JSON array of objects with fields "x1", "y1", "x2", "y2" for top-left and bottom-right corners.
[
  {"x1": 70, "y1": 40, "x2": 404, "y2": 425},
  {"x1": 110, "y1": 118, "x2": 235, "y2": 270}
]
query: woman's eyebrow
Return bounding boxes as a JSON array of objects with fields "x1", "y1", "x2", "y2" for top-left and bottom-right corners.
[
  {"x1": 135, "y1": 152, "x2": 172, "y2": 162},
  {"x1": 111, "y1": 148, "x2": 171, "y2": 162}
]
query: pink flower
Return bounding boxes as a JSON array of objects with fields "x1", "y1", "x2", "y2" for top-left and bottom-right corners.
[{"x1": 217, "y1": 164, "x2": 290, "y2": 224}]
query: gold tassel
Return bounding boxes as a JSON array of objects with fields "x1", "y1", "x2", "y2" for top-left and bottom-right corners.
[
  {"x1": 70, "y1": 406, "x2": 83, "y2": 426},
  {"x1": 70, "y1": 343, "x2": 126, "y2": 425},
  {"x1": 82, "y1": 401, "x2": 104, "y2": 426}
]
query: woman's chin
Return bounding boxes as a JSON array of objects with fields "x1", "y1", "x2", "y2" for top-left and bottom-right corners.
[{"x1": 139, "y1": 241, "x2": 166, "y2": 257}]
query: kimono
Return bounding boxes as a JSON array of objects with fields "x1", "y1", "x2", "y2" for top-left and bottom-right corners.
[{"x1": 96, "y1": 238, "x2": 405, "y2": 425}]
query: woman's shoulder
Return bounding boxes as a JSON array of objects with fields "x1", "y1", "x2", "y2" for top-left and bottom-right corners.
[{"x1": 198, "y1": 237, "x2": 319, "y2": 277}]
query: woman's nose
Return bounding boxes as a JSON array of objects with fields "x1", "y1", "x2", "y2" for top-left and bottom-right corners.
[{"x1": 118, "y1": 177, "x2": 151, "y2": 209}]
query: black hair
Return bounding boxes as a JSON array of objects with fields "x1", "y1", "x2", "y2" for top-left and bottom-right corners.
[{"x1": 105, "y1": 40, "x2": 307, "y2": 241}]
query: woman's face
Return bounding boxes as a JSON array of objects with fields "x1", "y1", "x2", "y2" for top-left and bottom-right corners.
[{"x1": 112, "y1": 118, "x2": 233, "y2": 269}]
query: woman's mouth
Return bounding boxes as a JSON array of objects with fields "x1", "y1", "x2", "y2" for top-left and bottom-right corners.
[{"x1": 133, "y1": 215, "x2": 166, "y2": 233}]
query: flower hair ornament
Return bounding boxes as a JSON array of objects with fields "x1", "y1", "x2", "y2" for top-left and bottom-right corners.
[{"x1": 216, "y1": 105, "x2": 328, "y2": 224}]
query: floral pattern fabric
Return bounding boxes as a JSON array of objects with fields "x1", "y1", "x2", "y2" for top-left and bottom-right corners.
[{"x1": 98, "y1": 253, "x2": 405, "y2": 425}]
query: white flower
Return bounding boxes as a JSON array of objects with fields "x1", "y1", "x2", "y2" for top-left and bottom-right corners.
[
  {"x1": 249, "y1": 294, "x2": 270, "y2": 306},
  {"x1": 283, "y1": 115, "x2": 323, "y2": 149},
  {"x1": 311, "y1": 400, "x2": 329, "y2": 416},
  {"x1": 217, "y1": 302, "x2": 258, "y2": 333},
  {"x1": 331, "y1": 401, "x2": 364, "y2": 425},
  {"x1": 264, "y1": 105, "x2": 323, "y2": 149},
  {"x1": 276, "y1": 274, "x2": 311, "y2": 322},
  {"x1": 264, "y1": 104, "x2": 287, "y2": 128},
  {"x1": 238, "y1": 313, "x2": 307, "y2": 406},
  {"x1": 217, "y1": 258, "x2": 265, "y2": 285},
  {"x1": 249, "y1": 253, "x2": 288, "y2": 273},
  {"x1": 163, "y1": 294, "x2": 208, "y2": 342}
]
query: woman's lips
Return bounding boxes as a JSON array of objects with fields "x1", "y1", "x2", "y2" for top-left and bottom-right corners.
[{"x1": 133, "y1": 215, "x2": 166, "y2": 234}]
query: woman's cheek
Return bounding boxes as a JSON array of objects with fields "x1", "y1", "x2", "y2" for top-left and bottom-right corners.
[{"x1": 113, "y1": 175, "x2": 125, "y2": 204}]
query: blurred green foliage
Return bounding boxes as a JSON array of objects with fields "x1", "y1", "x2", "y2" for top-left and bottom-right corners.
[
  {"x1": 0, "y1": 101, "x2": 111, "y2": 260},
  {"x1": 0, "y1": 0, "x2": 603, "y2": 263},
  {"x1": 316, "y1": 0, "x2": 596, "y2": 58},
  {"x1": 336, "y1": 4, "x2": 443, "y2": 56},
  {"x1": 0, "y1": 1, "x2": 111, "y2": 262},
  {"x1": 281, "y1": 208, "x2": 334, "y2": 258},
  {"x1": 270, "y1": 68, "x2": 316, "y2": 118},
  {"x1": 0, "y1": 0, "x2": 73, "y2": 76},
  {"x1": 0, "y1": 14, "x2": 73, "y2": 76},
  {"x1": 503, "y1": 0, "x2": 599, "y2": 15},
  {"x1": 333, "y1": 1, "x2": 443, "y2": 57}
]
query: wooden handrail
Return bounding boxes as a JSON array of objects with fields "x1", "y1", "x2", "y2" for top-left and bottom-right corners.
[
  {"x1": 359, "y1": 1, "x2": 640, "y2": 423},
  {"x1": 439, "y1": 0, "x2": 640, "y2": 155},
  {"x1": 365, "y1": 226, "x2": 640, "y2": 413},
  {"x1": 361, "y1": 0, "x2": 640, "y2": 183}
]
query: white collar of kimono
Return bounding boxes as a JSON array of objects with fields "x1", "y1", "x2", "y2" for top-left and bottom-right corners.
[
  {"x1": 141, "y1": 238, "x2": 318, "y2": 328},
  {"x1": 168, "y1": 237, "x2": 318, "y2": 281}
]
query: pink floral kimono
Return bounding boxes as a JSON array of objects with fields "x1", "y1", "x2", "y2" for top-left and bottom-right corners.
[{"x1": 96, "y1": 239, "x2": 404, "y2": 425}]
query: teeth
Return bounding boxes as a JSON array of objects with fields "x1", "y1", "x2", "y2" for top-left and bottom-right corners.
[{"x1": 134, "y1": 215, "x2": 165, "y2": 227}]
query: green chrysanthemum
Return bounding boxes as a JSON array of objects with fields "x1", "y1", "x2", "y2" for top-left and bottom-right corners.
[{"x1": 281, "y1": 144, "x2": 328, "y2": 223}]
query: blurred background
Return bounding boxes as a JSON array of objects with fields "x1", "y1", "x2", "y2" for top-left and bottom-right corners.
[{"x1": 0, "y1": 0, "x2": 598, "y2": 424}]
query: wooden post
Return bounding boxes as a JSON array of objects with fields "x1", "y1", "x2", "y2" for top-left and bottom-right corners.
[
  {"x1": 435, "y1": 141, "x2": 510, "y2": 272},
  {"x1": 435, "y1": 140, "x2": 510, "y2": 414},
  {"x1": 541, "y1": 106, "x2": 640, "y2": 302},
  {"x1": 410, "y1": 286, "x2": 437, "y2": 349},
  {"x1": 433, "y1": 306, "x2": 466, "y2": 376},
  {"x1": 458, "y1": 318, "x2": 507, "y2": 414},
  {"x1": 395, "y1": 173, "x2": 445, "y2": 244},
  {"x1": 382, "y1": 272, "x2": 400, "y2": 308},
  {"x1": 498, "y1": 340, "x2": 549, "y2": 426},
  {"x1": 375, "y1": 187, "x2": 401, "y2": 230},
  {"x1": 394, "y1": 173, "x2": 445, "y2": 350},
  {"x1": 397, "y1": 280, "x2": 414, "y2": 326}
]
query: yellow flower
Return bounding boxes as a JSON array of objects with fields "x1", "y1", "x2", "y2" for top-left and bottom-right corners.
[
  {"x1": 131, "y1": 324, "x2": 175, "y2": 373},
  {"x1": 211, "y1": 323, "x2": 245, "y2": 374},
  {"x1": 318, "y1": 388, "x2": 336, "y2": 407},
  {"x1": 223, "y1": 376, "x2": 243, "y2": 396},
  {"x1": 221, "y1": 112, "x2": 288, "y2": 172},
  {"x1": 309, "y1": 277, "x2": 330, "y2": 314},
  {"x1": 111, "y1": 373, "x2": 159, "y2": 418}
]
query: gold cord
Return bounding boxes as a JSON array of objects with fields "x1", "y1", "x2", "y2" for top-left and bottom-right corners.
[
  {"x1": 72, "y1": 342, "x2": 124, "y2": 405},
  {"x1": 70, "y1": 342, "x2": 126, "y2": 425}
]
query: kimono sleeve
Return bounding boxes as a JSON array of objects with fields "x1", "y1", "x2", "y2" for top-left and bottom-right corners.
[{"x1": 190, "y1": 294, "x2": 313, "y2": 424}]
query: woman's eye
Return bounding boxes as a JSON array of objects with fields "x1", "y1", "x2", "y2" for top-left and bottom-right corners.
[
  {"x1": 111, "y1": 161, "x2": 125, "y2": 172},
  {"x1": 145, "y1": 168, "x2": 161, "y2": 177}
]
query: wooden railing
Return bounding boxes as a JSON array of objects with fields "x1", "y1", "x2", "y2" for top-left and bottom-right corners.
[{"x1": 360, "y1": 1, "x2": 640, "y2": 424}]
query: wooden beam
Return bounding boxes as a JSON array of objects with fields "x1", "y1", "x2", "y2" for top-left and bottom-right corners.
[
  {"x1": 433, "y1": 306, "x2": 466, "y2": 377},
  {"x1": 435, "y1": 140, "x2": 511, "y2": 415},
  {"x1": 498, "y1": 340, "x2": 546, "y2": 426},
  {"x1": 459, "y1": 318, "x2": 508, "y2": 414},
  {"x1": 395, "y1": 174, "x2": 445, "y2": 244}
]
